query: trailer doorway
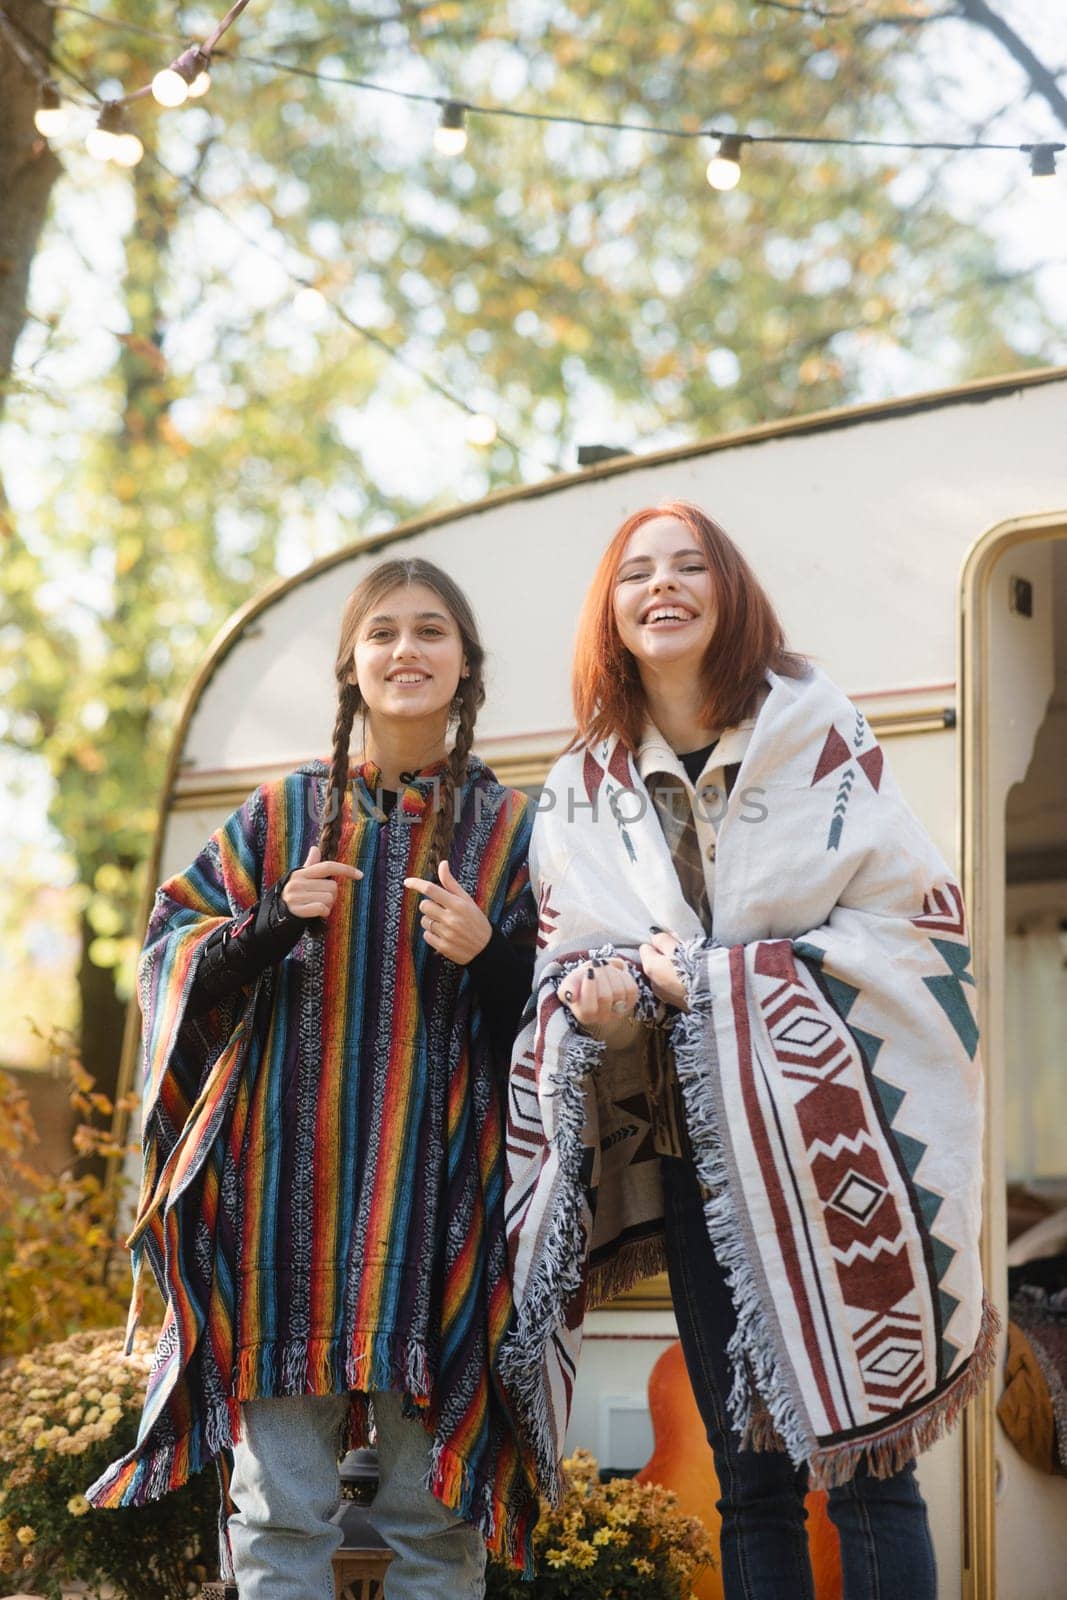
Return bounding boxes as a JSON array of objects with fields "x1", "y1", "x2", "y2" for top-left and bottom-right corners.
[{"x1": 961, "y1": 514, "x2": 1067, "y2": 1600}]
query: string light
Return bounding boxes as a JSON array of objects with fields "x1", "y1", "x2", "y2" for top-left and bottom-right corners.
[
  {"x1": 153, "y1": 44, "x2": 211, "y2": 107},
  {"x1": 151, "y1": 65, "x2": 188, "y2": 106},
  {"x1": 292, "y1": 285, "x2": 327, "y2": 323},
  {"x1": 85, "y1": 99, "x2": 121, "y2": 159},
  {"x1": 4, "y1": 0, "x2": 1065, "y2": 198},
  {"x1": 34, "y1": 79, "x2": 68, "y2": 137},
  {"x1": 1027, "y1": 143, "x2": 1057, "y2": 178},
  {"x1": 433, "y1": 101, "x2": 468, "y2": 157},
  {"x1": 706, "y1": 133, "x2": 744, "y2": 192},
  {"x1": 466, "y1": 413, "x2": 498, "y2": 446},
  {"x1": 112, "y1": 128, "x2": 145, "y2": 166},
  {"x1": 85, "y1": 100, "x2": 142, "y2": 164}
]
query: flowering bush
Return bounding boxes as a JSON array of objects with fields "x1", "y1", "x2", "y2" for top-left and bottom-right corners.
[
  {"x1": 0, "y1": 1036, "x2": 149, "y2": 1363},
  {"x1": 486, "y1": 1449, "x2": 715, "y2": 1599},
  {"x1": 0, "y1": 1326, "x2": 219, "y2": 1599}
]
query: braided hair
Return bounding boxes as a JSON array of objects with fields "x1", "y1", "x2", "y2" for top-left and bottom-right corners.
[{"x1": 319, "y1": 559, "x2": 486, "y2": 869}]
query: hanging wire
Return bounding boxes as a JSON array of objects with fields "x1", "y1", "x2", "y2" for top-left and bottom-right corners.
[
  {"x1": 3, "y1": 0, "x2": 1062, "y2": 162},
  {"x1": 148, "y1": 148, "x2": 567, "y2": 477}
]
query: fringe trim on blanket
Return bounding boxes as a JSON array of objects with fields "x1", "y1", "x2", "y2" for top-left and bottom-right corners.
[
  {"x1": 807, "y1": 1293, "x2": 1001, "y2": 1488},
  {"x1": 85, "y1": 1392, "x2": 238, "y2": 1509},
  {"x1": 671, "y1": 937, "x2": 1001, "y2": 1488},
  {"x1": 671, "y1": 939, "x2": 813, "y2": 1467},
  {"x1": 232, "y1": 1332, "x2": 433, "y2": 1406},
  {"x1": 430, "y1": 1435, "x2": 538, "y2": 1575},
  {"x1": 498, "y1": 1017, "x2": 604, "y2": 1505},
  {"x1": 87, "y1": 1333, "x2": 436, "y2": 1510},
  {"x1": 588, "y1": 1236, "x2": 668, "y2": 1311}
]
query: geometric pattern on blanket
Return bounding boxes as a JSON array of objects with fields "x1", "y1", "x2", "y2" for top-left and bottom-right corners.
[
  {"x1": 753, "y1": 941, "x2": 933, "y2": 1418},
  {"x1": 912, "y1": 884, "x2": 980, "y2": 1062},
  {"x1": 794, "y1": 935, "x2": 967, "y2": 1383}
]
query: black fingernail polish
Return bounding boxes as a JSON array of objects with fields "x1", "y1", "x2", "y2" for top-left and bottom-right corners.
[
  {"x1": 563, "y1": 990, "x2": 573, "y2": 1003},
  {"x1": 586, "y1": 966, "x2": 595, "y2": 979},
  {"x1": 650, "y1": 925, "x2": 663, "y2": 934}
]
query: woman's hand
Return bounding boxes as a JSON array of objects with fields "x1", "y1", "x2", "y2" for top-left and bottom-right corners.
[
  {"x1": 282, "y1": 845, "x2": 363, "y2": 919},
  {"x1": 639, "y1": 929, "x2": 688, "y2": 1011},
  {"x1": 558, "y1": 958, "x2": 639, "y2": 1036},
  {"x1": 404, "y1": 859, "x2": 492, "y2": 964}
]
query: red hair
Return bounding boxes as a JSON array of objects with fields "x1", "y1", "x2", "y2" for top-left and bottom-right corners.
[{"x1": 571, "y1": 500, "x2": 806, "y2": 751}]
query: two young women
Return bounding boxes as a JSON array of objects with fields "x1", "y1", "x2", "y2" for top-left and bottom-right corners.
[{"x1": 91, "y1": 508, "x2": 992, "y2": 1600}]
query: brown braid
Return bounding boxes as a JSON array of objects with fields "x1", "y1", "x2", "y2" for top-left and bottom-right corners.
[
  {"x1": 430, "y1": 673, "x2": 483, "y2": 872},
  {"x1": 319, "y1": 680, "x2": 359, "y2": 861}
]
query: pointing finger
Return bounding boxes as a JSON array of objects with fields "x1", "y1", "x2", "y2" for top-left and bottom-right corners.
[
  {"x1": 404, "y1": 877, "x2": 452, "y2": 906},
  {"x1": 438, "y1": 859, "x2": 467, "y2": 894},
  {"x1": 305, "y1": 860, "x2": 362, "y2": 880}
]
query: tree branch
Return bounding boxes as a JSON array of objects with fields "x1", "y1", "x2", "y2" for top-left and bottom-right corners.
[{"x1": 953, "y1": 0, "x2": 1067, "y2": 129}]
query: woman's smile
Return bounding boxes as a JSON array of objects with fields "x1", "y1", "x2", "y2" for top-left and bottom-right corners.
[
  {"x1": 613, "y1": 514, "x2": 717, "y2": 668},
  {"x1": 351, "y1": 580, "x2": 465, "y2": 722}
]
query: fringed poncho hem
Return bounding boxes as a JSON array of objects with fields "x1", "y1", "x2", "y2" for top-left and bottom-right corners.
[{"x1": 87, "y1": 1312, "x2": 540, "y2": 1566}]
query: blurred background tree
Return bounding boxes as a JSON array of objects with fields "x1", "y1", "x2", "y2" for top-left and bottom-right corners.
[{"x1": 0, "y1": 0, "x2": 1064, "y2": 1111}]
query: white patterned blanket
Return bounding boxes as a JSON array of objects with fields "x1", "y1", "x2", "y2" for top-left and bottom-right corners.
[{"x1": 502, "y1": 665, "x2": 997, "y2": 1495}]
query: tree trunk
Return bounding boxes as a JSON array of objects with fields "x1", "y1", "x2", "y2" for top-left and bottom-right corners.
[
  {"x1": 0, "y1": 0, "x2": 63, "y2": 419},
  {"x1": 77, "y1": 907, "x2": 128, "y2": 1114}
]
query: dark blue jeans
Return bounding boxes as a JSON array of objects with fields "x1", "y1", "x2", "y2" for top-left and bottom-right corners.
[{"x1": 661, "y1": 1156, "x2": 938, "y2": 1600}]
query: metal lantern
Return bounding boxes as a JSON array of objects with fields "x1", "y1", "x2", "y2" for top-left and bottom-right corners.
[{"x1": 332, "y1": 1447, "x2": 394, "y2": 1600}]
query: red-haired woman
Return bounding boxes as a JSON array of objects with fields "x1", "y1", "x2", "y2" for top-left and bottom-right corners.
[
  {"x1": 88, "y1": 560, "x2": 539, "y2": 1597},
  {"x1": 503, "y1": 502, "x2": 994, "y2": 1600}
]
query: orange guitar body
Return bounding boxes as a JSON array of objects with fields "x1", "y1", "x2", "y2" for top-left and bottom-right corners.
[{"x1": 635, "y1": 1340, "x2": 843, "y2": 1600}]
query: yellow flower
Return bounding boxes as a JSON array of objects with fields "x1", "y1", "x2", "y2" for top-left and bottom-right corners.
[
  {"x1": 18, "y1": 1415, "x2": 43, "y2": 1437},
  {"x1": 67, "y1": 1406, "x2": 84, "y2": 1426},
  {"x1": 593, "y1": 1527, "x2": 612, "y2": 1546},
  {"x1": 15, "y1": 1526, "x2": 36, "y2": 1546},
  {"x1": 545, "y1": 1547, "x2": 570, "y2": 1568},
  {"x1": 67, "y1": 1494, "x2": 90, "y2": 1518},
  {"x1": 633, "y1": 1556, "x2": 654, "y2": 1576},
  {"x1": 101, "y1": 1407, "x2": 123, "y2": 1428}
]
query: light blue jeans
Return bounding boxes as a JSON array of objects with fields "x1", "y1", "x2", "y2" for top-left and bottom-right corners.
[{"x1": 228, "y1": 1391, "x2": 486, "y2": 1600}]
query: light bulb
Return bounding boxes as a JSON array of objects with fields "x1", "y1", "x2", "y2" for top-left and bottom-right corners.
[
  {"x1": 434, "y1": 101, "x2": 468, "y2": 157},
  {"x1": 86, "y1": 125, "x2": 118, "y2": 161},
  {"x1": 187, "y1": 70, "x2": 212, "y2": 98},
  {"x1": 466, "y1": 413, "x2": 497, "y2": 446},
  {"x1": 706, "y1": 133, "x2": 743, "y2": 192},
  {"x1": 34, "y1": 82, "x2": 68, "y2": 138},
  {"x1": 152, "y1": 67, "x2": 189, "y2": 108},
  {"x1": 112, "y1": 132, "x2": 145, "y2": 167},
  {"x1": 293, "y1": 287, "x2": 327, "y2": 323}
]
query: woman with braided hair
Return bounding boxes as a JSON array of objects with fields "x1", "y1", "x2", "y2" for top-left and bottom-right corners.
[{"x1": 87, "y1": 559, "x2": 540, "y2": 1598}]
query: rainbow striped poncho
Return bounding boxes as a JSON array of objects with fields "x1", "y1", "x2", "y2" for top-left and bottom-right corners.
[{"x1": 87, "y1": 757, "x2": 540, "y2": 1566}]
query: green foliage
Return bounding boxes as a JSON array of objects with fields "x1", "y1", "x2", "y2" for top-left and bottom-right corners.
[
  {"x1": 486, "y1": 1449, "x2": 716, "y2": 1599},
  {"x1": 0, "y1": 1328, "x2": 218, "y2": 1600}
]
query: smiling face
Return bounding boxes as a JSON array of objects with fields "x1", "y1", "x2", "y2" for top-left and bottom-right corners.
[
  {"x1": 350, "y1": 581, "x2": 466, "y2": 725},
  {"x1": 612, "y1": 515, "x2": 717, "y2": 673}
]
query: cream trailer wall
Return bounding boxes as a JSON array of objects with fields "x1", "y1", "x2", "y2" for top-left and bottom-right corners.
[{"x1": 134, "y1": 369, "x2": 1067, "y2": 1600}]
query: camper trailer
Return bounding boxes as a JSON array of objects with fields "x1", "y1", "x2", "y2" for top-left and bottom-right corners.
[{"x1": 118, "y1": 366, "x2": 1067, "y2": 1599}]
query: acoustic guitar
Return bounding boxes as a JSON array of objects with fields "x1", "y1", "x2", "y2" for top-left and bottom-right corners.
[{"x1": 635, "y1": 1340, "x2": 843, "y2": 1600}]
